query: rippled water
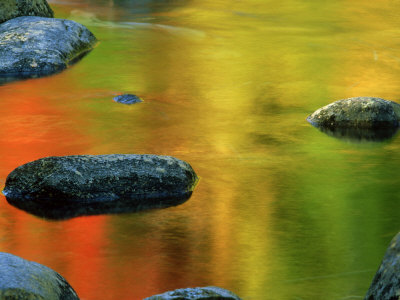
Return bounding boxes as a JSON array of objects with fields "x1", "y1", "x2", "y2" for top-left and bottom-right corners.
[{"x1": 1, "y1": 0, "x2": 400, "y2": 299}]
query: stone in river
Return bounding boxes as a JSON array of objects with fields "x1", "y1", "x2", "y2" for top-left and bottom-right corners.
[
  {"x1": 0, "y1": 252, "x2": 79, "y2": 299},
  {"x1": 113, "y1": 94, "x2": 143, "y2": 104},
  {"x1": 0, "y1": 16, "x2": 97, "y2": 80},
  {"x1": 364, "y1": 232, "x2": 400, "y2": 300},
  {"x1": 0, "y1": 0, "x2": 54, "y2": 24},
  {"x1": 3, "y1": 154, "x2": 199, "y2": 220},
  {"x1": 307, "y1": 97, "x2": 400, "y2": 129},
  {"x1": 144, "y1": 286, "x2": 242, "y2": 300}
]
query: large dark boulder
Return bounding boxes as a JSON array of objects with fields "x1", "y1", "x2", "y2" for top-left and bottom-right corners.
[
  {"x1": 0, "y1": 16, "x2": 96, "y2": 80},
  {"x1": 365, "y1": 232, "x2": 400, "y2": 299},
  {"x1": 144, "y1": 286, "x2": 242, "y2": 300},
  {"x1": 3, "y1": 154, "x2": 199, "y2": 219},
  {"x1": 307, "y1": 97, "x2": 400, "y2": 129},
  {"x1": 0, "y1": 252, "x2": 78, "y2": 299},
  {"x1": 0, "y1": 0, "x2": 54, "y2": 23}
]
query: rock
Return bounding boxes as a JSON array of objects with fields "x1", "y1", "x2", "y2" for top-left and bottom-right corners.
[
  {"x1": 0, "y1": 0, "x2": 54, "y2": 24},
  {"x1": 3, "y1": 154, "x2": 199, "y2": 219},
  {"x1": 0, "y1": 252, "x2": 78, "y2": 299},
  {"x1": 365, "y1": 232, "x2": 400, "y2": 300},
  {"x1": 144, "y1": 286, "x2": 242, "y2": 300},
  {"x1": 0, "y1": 16, "x2": 96, "y2": 80},
  {"x1": 113, "y1": 94, "x2": 143, "y2": 104},
  {"x1": 307, "y1": 97, "x2": 400, "y2": 129}
]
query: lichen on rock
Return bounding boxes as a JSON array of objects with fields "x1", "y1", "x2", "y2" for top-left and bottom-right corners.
[
  {"x1": 3, "y1": 154, "x2": 199, "y2": 219},
  {"x1": 307, "y1": 97, "x2": 400, "y2": 129},
  {"x1": 0, "y1": 16, "x2": 97, "y2": 80}
]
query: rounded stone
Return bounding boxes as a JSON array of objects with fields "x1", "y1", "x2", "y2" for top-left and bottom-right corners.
[
  {"x1": 144, "y1": 286, "x2": 242, "y2": 300},
  {"x1": 307, "y1": 97, "x2": 400, "y2": 129},
  {"x1": 2, "y1": 154, "x2": 199, "y2": 219},
  {"x1": 0, "y1": 252, "x2": 78, "y2": 299},
  {"x1": 0, "y1": 0, "x2": 54, "y2": 24},
  {"x1": 0, "y1": 16, "x2": 97, "y2": 79},
  {"x1": 113, "y1": 94, "x2": 143, "y2": 104}
]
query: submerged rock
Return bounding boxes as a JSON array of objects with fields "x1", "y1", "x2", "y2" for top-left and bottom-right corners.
[
  {"x1": 365, "y1": 232, "x2": 400, "y2": 300},
  {"x1": 0, "y1": 0, "x2": 54, "y2": 24},
  {"x1": 113, "y1": 94, "x2": 143, "y2": 104},
  {"x1": 0, "y1": 252, "x2": 78, "y2": 299},
  {"x1": 307, "y1": 97, "x2": 400, "y2": 129},
  {"x1": 3, "y1": 154, "x2": 198, "y2": 219},
  {"x1": 0, "y1": 16, "x2": 96, "y2": 80},
  {"x1": 144, "y1": 286, "x2": 242, "y2": 300}
]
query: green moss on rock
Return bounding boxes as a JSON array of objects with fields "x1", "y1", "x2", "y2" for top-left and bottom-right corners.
[
  {"x1": 0, "y1": 0, "x2": 53, "y2": 24},
  {"x1": 307, "y1": 97, "x2": 400, "y2": 129}
]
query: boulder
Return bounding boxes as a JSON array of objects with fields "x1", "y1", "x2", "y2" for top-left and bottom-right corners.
[
  {"x1": 0, "y1": 0, "x2": 54, "y2": 24},
  {"x1": 0, "y1": 16, "x2": 96, "y2": 80},
  {"x1": 307, "y1": 97, "x2": 400, "y2": 129},
  {"x1": 365, "y1": 232, "x2": 400, "y2": 300},
  {"x1": 3, "y1": 154, "x2": 199, "y2": 219},
  {"x1": 144, "y1": 286, "x2": 242, "y2": 300},
  {"x1": 0, "y1": 252, "x2": 78, "y2": 299},
  {"x1": 113, "y1": 94, "x2": 143, "y2": 104}
]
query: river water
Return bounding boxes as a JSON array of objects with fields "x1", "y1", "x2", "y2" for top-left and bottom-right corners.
[{"x1": 1, "y1": 0, "x2": 400, "y2": 299}]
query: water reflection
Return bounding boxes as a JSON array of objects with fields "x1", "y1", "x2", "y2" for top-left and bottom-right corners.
[
  {"x1": 309, "y1": 124, "x2": 400, "y2": 143},
  {"x1": 5, "y1": 193, "x2": 193, "y2": 221}
]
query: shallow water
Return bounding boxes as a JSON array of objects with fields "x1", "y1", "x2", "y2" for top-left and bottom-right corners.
[{"x1": 1, "y1": 0, "x2": 400, "y2": 299}]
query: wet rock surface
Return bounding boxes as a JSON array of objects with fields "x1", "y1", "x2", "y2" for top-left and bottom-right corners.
[
  {"x1": 3, "y1": 154, "x2": 198, "y2": 219},
  {"x1": 0, "y1": 252, "x2": 79, "y2": 299},
  {"x1": 0, "y1": 0, "x2": 53, "y2": 24},
  {"x1": 307, "y1": 97, "x2": 400, "y2": 129},
  {"x1": 113, "y1": 94, "x2": 143, "y2": 104},
  {"x1": 365, "y1": 232, "x2": 400, "y2": 300},
  {"x1": 144, "y1": 286, "x2": 242, "y2": 300},
  {"x1": 0, "y1": 16, "x2": 96, "y2": 80}
]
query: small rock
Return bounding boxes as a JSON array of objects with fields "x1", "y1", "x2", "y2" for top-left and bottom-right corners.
[
  {"x1": 307, "y1": 97, "x2": 400, "y2": 129},
  {"x1": 365, "y1": 232, "x2": 400, "y2": 300},
  {"x1": 3, "y1": 154, "x2": 199, "y2": 219},
  {"x1": 0, "y1": 0, "x2": 54, "y2": 24},
  {"x1": 113, "y1": 94, "x2": 143, "y2": 104},
  {"x1": 0, "y1": 16, "x2": 97, "y2": 80},
  {"x1": 0, "y1": 252, "x2": 79, "y2": 299},
  {"x1": 144, "y1": 286, "x2": 242, "y2": 300}
]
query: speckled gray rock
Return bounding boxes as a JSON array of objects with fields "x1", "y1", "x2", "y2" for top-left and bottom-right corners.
[
  {"x1": 307, "y1": 97, "x2": 400, "y2": 129},
  {"x1": 0, "y1": 16, "x2": 96, "y2": 79},
  {"x1": 3, "y1": 154, "x2": 198, "y2": 219},
  {"x1": 365, "y1": 232, "x2": 400, "y2": 300},
  {"x1": 144, "y1": 286, "x2": 242, "y2": 300},
  {"x1": 113, "y1": 94, "x2": 143, "y2": 104},
  {"x1": 0, "y1": 0, "x2": 53, "y2": 23},
  {"x1": 0, "y1": 252, "x2": 78, "y2": 299}
]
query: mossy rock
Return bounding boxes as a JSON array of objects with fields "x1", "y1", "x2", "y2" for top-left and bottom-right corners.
[
  {"x1": 0, "y1": 0, "x2": 54, "y2": 24},
  {"x1": 3, "y1": 154, "x2": 199, "y2": 219},
  {"x1": 307, "y1": 97, "x2": 400, "y2": 129},
  {"x1": 365, "y1": 232, "x2": 400, "y2": 299},
  {"x1": 0, "y1": 16, "x2": 96, "y2": 81}
]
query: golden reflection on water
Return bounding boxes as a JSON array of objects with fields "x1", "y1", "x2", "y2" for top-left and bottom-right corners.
[{"x1": 1, "y1": 0, "x2": 400, "y2": 299}]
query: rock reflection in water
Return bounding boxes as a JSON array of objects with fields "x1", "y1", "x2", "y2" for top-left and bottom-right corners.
[
  {"x1": 312, "y1": 125, "x2": 399, "y2": 143},
  {"x1": 5, "y1": 192, "x2": 192, "y2": 220}
]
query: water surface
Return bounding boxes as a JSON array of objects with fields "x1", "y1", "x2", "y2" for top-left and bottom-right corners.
[{"x1": 1, "y1": 0, "x2": 400, "y2": 299}]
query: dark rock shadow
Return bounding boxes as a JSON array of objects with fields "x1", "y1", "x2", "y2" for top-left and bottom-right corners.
[
  {"x1": 307, "y1": 121, "x2": 399, "y2": 143},
  {"x1": 5, "y1": 192, "x2": 192, "y2": 221}
]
